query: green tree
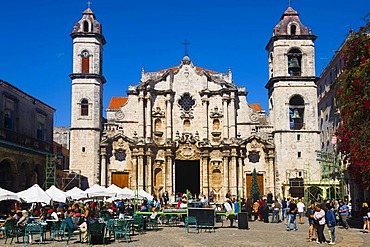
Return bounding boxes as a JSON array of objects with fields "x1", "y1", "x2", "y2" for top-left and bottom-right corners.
[
  {"x1": 250, "y1": 168, "x2": 260, "y2": 202},
  {"x1": 336, "y1": 18, "x2": 370, "y2": 189}
]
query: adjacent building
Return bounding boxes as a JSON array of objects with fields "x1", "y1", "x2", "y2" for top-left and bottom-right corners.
[{"x1": 0, "y1": 80, "x2": 55, "y2": 192}]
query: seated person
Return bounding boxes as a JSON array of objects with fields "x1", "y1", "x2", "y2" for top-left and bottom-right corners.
[
  {"x1": 223, "y1": 199, "x2": 236, "y2": 227},
  {"x1": 149, "y1": 207, "x2": 158, "y2": 221},
  {"x1": 65, "y1": 210, "x2": 87, "y2": 243},
  {"x1": 0, "y1": 211, "x2": 15, "y2": 238},
  {"x1": 16, "y1": 210, "x2": 29, "y2": 227},
  {"x1": 140, "y1": 201, "x2": 149, "y2": 212},
  {"x1": 47, "y1": 209, "x2": 59, "y2": 221}
]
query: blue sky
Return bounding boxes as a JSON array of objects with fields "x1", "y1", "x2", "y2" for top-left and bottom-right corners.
[{"x1": 0, "y1": 0, "x2": 368, "y2": 126}]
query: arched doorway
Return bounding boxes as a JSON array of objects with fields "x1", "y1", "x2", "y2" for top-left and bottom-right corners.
[{"x1": 0, "y1": 159, "x2": 13, "y2": 190}]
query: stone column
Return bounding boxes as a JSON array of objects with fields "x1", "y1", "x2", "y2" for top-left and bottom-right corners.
[
  {"x1": 166, "y1": 95, "x2": 172, "y2": 141},
  {"x1": 131, "y1": 154, "x2": 138, "y2": 190},
  {"x1": 137, "y1": 148, "x2": 144, "y2": 190},
  {"x1": 166, "y1": 150, "x2": 173, "y2": 193},
  {"x1": 100, "y1": 147, "x2": 107, "y2": 187},
  {"x1": 202, "y1": 97, "x2": 209, "y2": 140},
  {"x1": 146, "y1": 149, "x2": 153, "y2": 194},
  {"x1": 138, "y1": 91, "x2": 145, "y2": 138},
  {"x1": 229, "y1": 92, "x2": 236, "y2": 139},
  {"x1": 238, "y1": 157, "x2": 244, "y2": 198},
  {"x1": 269, "y1": 154, "x2": 277, "y2": 197},
  {"x1": 201, "y1": 151, "x2": 209, "y2": 196},
  {"x1": 145, "y1": 93, "x2": 152, "y2": 142},
  {"x1": 268, "y1": 156, "x2": 275, "y2": 197},
  {"x1": 222, "y1": 151, "x2": 229, "y2": 197},
  {"x1": 222, "y1": 94, "x2": 229, "y2": 139},
  {"x1": 230, "y1": 149, "x2": 237, "y2": 196}
]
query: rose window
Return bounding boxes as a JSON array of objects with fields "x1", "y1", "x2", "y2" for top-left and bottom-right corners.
[{"x1": 178, "y1": 93, "x2": 195, "y2": 112}]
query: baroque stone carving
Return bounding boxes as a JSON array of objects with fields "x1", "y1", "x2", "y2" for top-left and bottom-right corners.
[
  {"x1": 175, "y1": 143, "x2": 201, "y2": 160},
  {"x1": 175, "y1": 131, "x2": 199, "y2": 144},
  {"x1": 250, "y1": 113, "x2": 259, "y2": 122},
  {"x1": 210, "y1": 106, "x2": 223, "y2": 118},
  {"x1": 152, "y1": 107, "x2": 165, "y2": 118}
]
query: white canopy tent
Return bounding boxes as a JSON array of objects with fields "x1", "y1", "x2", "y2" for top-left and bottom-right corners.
[
  {"x1": 45, "y1": 185, "x2": 70, "y2": 203},
  {"x1": 106, "y1": 186, "x2": 135, "y2": 202},
  {"x1": 105, "y1": 184, "x2": 123, "y2": 196},
  {"x1": 0, "y1": 187, "x2": 20, "y2": 201},
  {"x1": 138, "y1": 189, "x2": 153, "y2": 201},
  {"x1": 17, "y1": 184, "x2": 51, "y2": 204},
  {"x1": 120, "y1": 187, "x2": 135, "y2": 199},
  {"x1": 85, "y1": 184, "x2": 115, "y2": 198},
  {"x1": 66, "y1": 187, "x2": 87, "y2": 200}
]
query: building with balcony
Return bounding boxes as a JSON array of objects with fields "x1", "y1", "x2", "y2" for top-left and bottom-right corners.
[{"x1": 0, "y1": 80, "x2": 55, "y2": 192}]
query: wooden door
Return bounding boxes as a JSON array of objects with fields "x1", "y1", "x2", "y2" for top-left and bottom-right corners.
[
  {"x1": 111, "y1": 172, "x2": 129, "y2": 188},
  {"x1": 246, "y1": 174, "x2": 264, "y2": 198}
]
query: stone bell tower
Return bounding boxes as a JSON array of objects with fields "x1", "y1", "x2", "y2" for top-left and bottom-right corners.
[
  {"x1": 265, "y1": 7, "x2": 320, "y2": 197},
  {"x1": 69, "y1": 7, "x2": 106, "y2": 188}
]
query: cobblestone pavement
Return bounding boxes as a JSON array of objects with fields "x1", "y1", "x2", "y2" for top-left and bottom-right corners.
[{"x1": 2, "y1": 219, "x2": 369, "y2": 247}]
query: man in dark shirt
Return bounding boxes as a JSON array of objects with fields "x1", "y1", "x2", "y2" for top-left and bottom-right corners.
[
  {"x1": 287, "y1": 199, "x2": 298, "y2": 231},
  {"x1": 66, "y1": 210, "x2": 87, "y2": 242}
]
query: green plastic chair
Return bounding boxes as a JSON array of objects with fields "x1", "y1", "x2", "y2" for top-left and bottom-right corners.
[
  {"x1": 87, "y1": 221, "x2": 105, "y2": 246},
  {"x1": 131, "y1": 215, "x2": 144, "y2": 235},
  {"x1": 113, "y1": 220, "x2": 131, "y2": 243},
  {"x1": 147, "y1": 215, "x2": 159, "y2": 230},
  {"x1": 65, "y1": 222, "x2": 82, "y2": 245},
  {"x1": 24, "y1": 223, "x2": 43, "y2": 244},
  {"x1": 105, "y1": 219, "x2": 116, "y2": 241},
  {"x1": 50, "y1": 220, "x2": 66, "y2": 241},
  {"x1": 184, "y1": 216, "x2": 199, "y2": 233},
  {"x1": 4, "y1": 219, "x2": 24, "y2": 244}
]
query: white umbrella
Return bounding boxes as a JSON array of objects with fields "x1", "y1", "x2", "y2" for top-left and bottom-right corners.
[
  {"x1": 45, "y1": 185, "x2": 70, "y2": 202},
  {"x1": 0, "y1": 187, "x2": 20, "y2": 201},
  {"x1": 138, "y1": 189, "x2": 153, "y2": 201},
  {"x1": 17, "y1": 184, "x2": 51, "y2": 204},
  {"x1": 66, "y1": 187, "x2": 87, "y2": 200},
  {"x1": 85, "y1": 184, "x2": 115, "y2": 198}
]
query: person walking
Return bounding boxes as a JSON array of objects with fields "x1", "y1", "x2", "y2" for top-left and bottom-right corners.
[
  {"x1": 262, "y1": 199, "x2": 269, "y2": 223},
  {"x1": 314, "y1": 204, "x2": 327, "y2": 244},
  {"x1": 286, "y1": 198, "x2": 298, "y2": 231},
  {"x1": 252, "y1": 200, "x2": 259, "y2": 221},
  {"x1": 361, "y1": 202, "x2": 369, "y2": 233},
  {"x1": 306, "y1": 202, "x2": 317, "y2": 242},
  {"x1": 281, "y1": 198, "x2": 288, "y2": 222},
  {"x1": 338, "y1": 201, "x2": 350, "y2": 229},
  {"x1": 271, "y1": 200, "x2": 281, "y2": 223},
  {"x1": 297, "y1": 198, "x2": 305, "y2": 224},
  {"x1": 325, "y1": 203, "x2": 336, "y2": 245}
]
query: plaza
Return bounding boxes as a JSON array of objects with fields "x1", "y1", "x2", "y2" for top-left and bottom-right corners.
[{"x1": 2, "y1": 218, "x2": 369, "y2": 247}]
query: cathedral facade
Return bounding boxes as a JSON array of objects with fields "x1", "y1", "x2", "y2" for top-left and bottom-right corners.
[{"x1": 69, "y1": 7, "x2": 321, "y2": 200}]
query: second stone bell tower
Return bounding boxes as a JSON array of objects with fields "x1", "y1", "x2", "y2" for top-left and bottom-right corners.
[
  {"x1": 69, "y1": 7, "x2": 106, "y2": 188},
  {"x1": 265, "y1": 7, "x2": 320, "y2": 197}
]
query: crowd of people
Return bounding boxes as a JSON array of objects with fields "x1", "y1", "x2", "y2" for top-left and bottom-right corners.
[{"x1": 243, "y1": 197, "x2": 370, "y2": 245}]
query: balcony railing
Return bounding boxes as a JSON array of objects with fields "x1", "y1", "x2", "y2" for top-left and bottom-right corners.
[{"x1": 0, "y1": 127, "x2": 53, "y2": 154}]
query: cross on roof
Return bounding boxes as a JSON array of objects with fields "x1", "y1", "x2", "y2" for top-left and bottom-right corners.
[
  {"x1": 182, "y1": 39, "x2": 190, "y2": 56},
  {"x1": 87, "y1": 0, "x2": 93, "y2": 8},
  {"x1": 288, "y1": 0, "x2": 293, "y2": 7}
]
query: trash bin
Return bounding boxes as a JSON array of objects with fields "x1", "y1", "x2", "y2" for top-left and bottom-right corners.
[{"x1": 238, "y1": 212, "x2": 249, "y2": 229}]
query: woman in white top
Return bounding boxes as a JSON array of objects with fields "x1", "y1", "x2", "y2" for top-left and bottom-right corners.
[{"x1": 314, "y1": 205, "x2": 327, "y2": 244}]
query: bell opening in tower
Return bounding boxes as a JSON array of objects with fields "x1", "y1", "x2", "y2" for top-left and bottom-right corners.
[
  {"x1": 175, "y1": 160, "x2": 200, "y2": 196},
  {"x1": 287, "y1": 48, "x2": 302, "y2": 76}
]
